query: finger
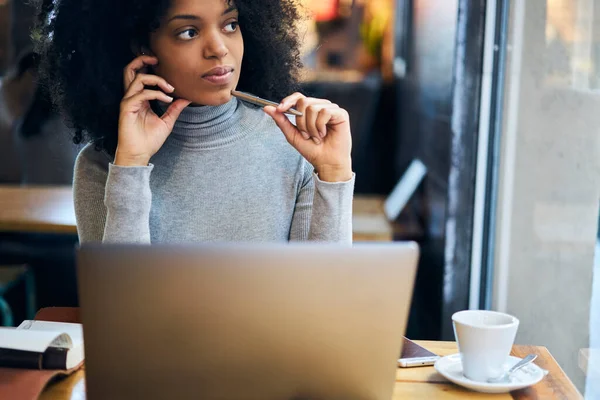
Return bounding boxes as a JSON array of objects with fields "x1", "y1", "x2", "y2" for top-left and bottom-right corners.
[
  {"x1": 315, "y1": 108, "x2": 332, "y2": 139},
  {"x1": 124, "y1": 74, "x2": 174, "y2": 99},
  {"x1": 315, "y1": 104, "x2": 340, "y2": 138},
  {"x1": 277, "y1": 92, "x2": 306, "y2": 113},
  {"x1": 161, "y1": 99, "x2": 192, "y2": 128},
  {"x1": 123, "y1": 55, "x2": 159, "y2": 90},
  {"x1": 278, "y1": 93, "x2": 308, "y2": 138},
  {"x1": 264, "y1": 106, "x2": 305, "y2": 147},
  {"x1": 298, "y1": 128, "x2": 310, "y2": 140},
  {"x1": 294, "y1": 98, "x2": 329, "y2": 139},
  {"x1": 327, "y1": 107, "x2": 350, "y2": 126},
  {"x1": 121, "y1": 89, "x2": 173, "y2": 111},
  {"x1": 305, "y1": 104, "x2": 330, "y2": 139},
  {"x1": 274, "y1": 93, "x2": 310, "y2": 139},
  {"x1": 278, "y1": 94, "x2": 331, "y2": 114}
]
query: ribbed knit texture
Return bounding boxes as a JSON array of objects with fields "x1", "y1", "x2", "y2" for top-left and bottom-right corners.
[{"x1": 73, "y1": 98, "x2": 354, "y2": 244}]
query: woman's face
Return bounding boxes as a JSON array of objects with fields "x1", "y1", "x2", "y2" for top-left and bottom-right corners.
[{"x1": 149, "y1": 0, "x2": 243, "y2": 106}]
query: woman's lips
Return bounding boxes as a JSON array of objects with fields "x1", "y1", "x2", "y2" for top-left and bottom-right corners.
[{"x1": 202, "y1": 67, "x2": 234, "y2": 85}]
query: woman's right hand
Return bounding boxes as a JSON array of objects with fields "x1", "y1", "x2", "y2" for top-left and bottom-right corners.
[{"x1": 115, "y1": 55, "x2": 191, "y2": 166}]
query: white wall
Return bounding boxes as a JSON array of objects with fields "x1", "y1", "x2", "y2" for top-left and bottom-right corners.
[{"x1": 493, "y1": 0, "x2": 600, "y2": 392}]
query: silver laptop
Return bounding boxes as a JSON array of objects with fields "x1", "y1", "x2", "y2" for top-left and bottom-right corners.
[{"x1": 77, "y1": 243, "x2": 419, "y2": 400}]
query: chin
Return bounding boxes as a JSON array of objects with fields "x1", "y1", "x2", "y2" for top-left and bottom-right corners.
[{"x1": 187, "y1": 87, "x2": 233, "y2": 107}]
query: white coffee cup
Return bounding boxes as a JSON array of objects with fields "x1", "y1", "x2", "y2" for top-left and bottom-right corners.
[{"x1": 452, "y1": 310, "x2": 519, "y2": 382}]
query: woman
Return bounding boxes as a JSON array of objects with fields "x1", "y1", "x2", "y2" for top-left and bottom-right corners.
[{"x1": 35, "y1": 0, "x2": 354, "y2": 244}]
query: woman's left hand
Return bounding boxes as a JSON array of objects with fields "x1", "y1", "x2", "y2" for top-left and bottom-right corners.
[{"x1": 264, "y1": 93, "x2": 353, "y2": 183}]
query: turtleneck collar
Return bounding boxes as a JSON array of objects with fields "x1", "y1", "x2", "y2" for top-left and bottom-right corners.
[{"x1": 158, "y1": 97, "x2": 250, "y2": 149}]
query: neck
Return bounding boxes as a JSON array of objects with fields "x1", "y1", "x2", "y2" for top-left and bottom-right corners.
[{"x1": 159, "y1": 98, "x2": 248, "y2": 149}]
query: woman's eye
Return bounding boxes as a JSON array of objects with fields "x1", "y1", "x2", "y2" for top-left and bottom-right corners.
[
  {"x1": 177, "y1": 29, "x2": 198, "y2": 40},
  {"x1": 224, "y1": 21, "x2": 239, "y2": 33}
]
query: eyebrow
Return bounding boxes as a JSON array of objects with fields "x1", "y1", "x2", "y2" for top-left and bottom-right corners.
[{"x1": 168, "y1": 6, "x2": 238, "y2": 23}]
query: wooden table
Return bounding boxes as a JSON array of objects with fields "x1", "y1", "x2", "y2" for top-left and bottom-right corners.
[
  {"x1": 40, "y1": 341, "x2": 581, "y2": 400},
  {"x1": 352, "y1": 195, "x2": 424, "y2": 242},
  {"x1": 353, "y1": 195, "x2": 394, "y2": 242},
  {"x1": 0, "y1": 186, "x2": 77, "y2": 235},
  {"x1": 394, "y1": 341, "x2": 581, "y2": 399},
  {"x1": 0, "y1": 187, "x2": 397, "y2": 241}
]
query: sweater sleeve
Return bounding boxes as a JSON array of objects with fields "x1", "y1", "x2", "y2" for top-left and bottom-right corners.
[
  {"x1": 73, "y1": 144, "x2": 153, "y2": 244},
  {"x1": 289, "y1": 160, "x2": 355, "y2": 243}
]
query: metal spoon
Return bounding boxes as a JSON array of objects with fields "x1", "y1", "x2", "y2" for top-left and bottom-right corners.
[{"x1": 487, "y1": 354, "x2": 538, "y2": 383}]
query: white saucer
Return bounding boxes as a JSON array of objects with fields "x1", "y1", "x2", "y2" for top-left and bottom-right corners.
[{"x1": 434, "y1": 354, "x2": 548, "y2": 394}]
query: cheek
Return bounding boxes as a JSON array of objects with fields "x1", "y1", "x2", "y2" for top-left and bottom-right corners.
[
  {"x1": 149, "y1": 35, "x2": 194, "y2": 77},
  {"x1": 235, "y1": 33, "x2": 244, "y2": 66},
  {"x1": 151, "y1": 63, "x2": 174, "y2": 84},
  {"x1": 153, "y1": 53, "x2": 193, "y2": 82}
]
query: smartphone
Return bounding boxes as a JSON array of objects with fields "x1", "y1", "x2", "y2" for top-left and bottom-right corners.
[{"x1": 398, "y1": 337, "x2": 440, "y2": 368}]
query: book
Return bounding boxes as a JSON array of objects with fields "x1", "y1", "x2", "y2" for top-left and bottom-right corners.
[{"x1": 0, "y1": 320, "x2": 84, "y2": 370}]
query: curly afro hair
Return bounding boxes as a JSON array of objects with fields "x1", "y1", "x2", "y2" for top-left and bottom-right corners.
[{"x1": 33, "y1": 0, "x2": 304, "y2": 154}]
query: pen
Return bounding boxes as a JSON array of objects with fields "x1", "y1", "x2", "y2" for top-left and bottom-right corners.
[{"x1": 231, "y1": 90, "x2": 303, "y2": 117}]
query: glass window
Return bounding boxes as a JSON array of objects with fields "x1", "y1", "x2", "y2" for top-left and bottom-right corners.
[{"x1": 490, "y1": 0, "x2": 600, "y2": 395}]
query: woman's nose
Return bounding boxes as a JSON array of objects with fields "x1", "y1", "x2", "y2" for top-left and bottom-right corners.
[{"x1": 203, "y1": 31, "x2": 228, "y2": 60}]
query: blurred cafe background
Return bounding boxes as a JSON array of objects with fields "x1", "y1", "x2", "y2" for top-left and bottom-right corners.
[{"x1": 0, "y1": 0, "x2": 599, "y2": 395}]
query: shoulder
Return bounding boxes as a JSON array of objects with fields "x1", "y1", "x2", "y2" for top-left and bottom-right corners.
[
  {"x1": 74, "y1": 142, "x2": 112, "y2": 191},
  {"x1": 72, "y1": 143, "x2": 112, "y2": 243},
  {"x1": 75, "y1": 142, "x2": 111, "y2": 174}
]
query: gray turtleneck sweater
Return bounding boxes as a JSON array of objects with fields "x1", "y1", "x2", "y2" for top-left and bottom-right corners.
[{"x1": 73, "y1": 98, "x2": 355, "y2": 244}]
